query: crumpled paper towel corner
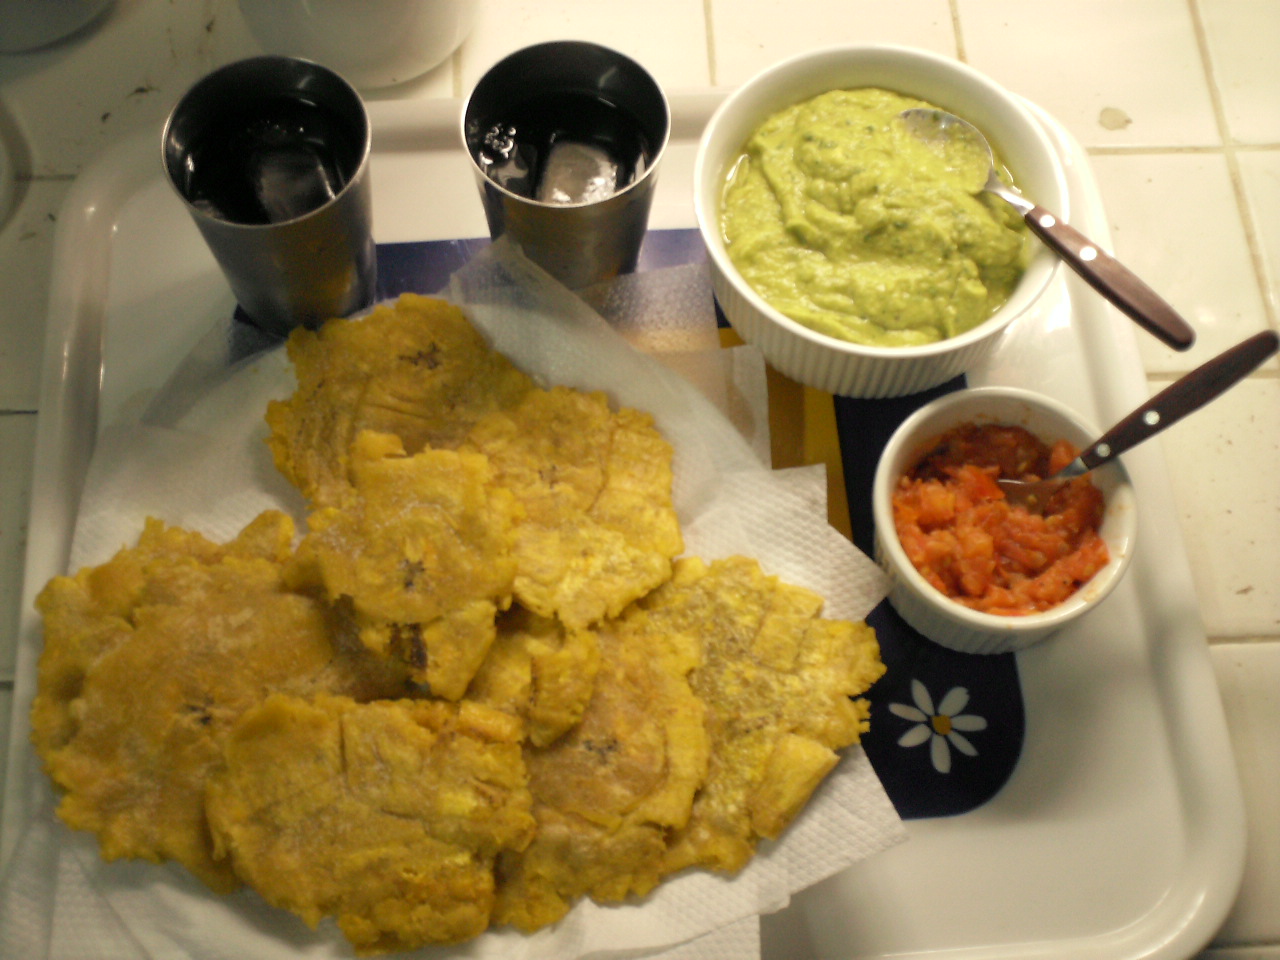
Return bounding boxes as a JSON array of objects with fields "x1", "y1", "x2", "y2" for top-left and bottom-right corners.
[{"x1": 0, "y1": 239, "x2": 906, "y2": 960}]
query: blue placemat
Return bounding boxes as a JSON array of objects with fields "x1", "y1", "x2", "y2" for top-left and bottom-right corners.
[
  {"x1": 834, "y1": 386, "x2": 1024, "y2": 820},
  {"x1": 232, "y1": 228, "x2": 1026, "y2": 820}
]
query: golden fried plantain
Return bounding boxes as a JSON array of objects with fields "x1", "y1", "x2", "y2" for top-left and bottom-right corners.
[
  {"x1": 492, "y1": 613, "x2": 708, "y2": 932},
  {"x1": 466, "y1": 604, "x2": 601, "y2": 748},
  {"x1": 32, "y1": 288, "x2": 888, "y2": 954},
  {"x1": 266, "y1": 294, "x2": 534, "y2": 507},
  {"x1": 30, "y1": 513, "x2": 291, "y2": 758},
  {"x1": 206, "y1": 693, "x2": 535, "y2": 954},
  {"x1": 270, "y1": 297, "x2": 682, "y2": 635},
  {"x1": 633, "y1": 556, "x2": 885, "y2": 875},
  {"x1": 463, "y1": 387, "x2": 683, "y2": 628},
  {"x1": 291, "y1": 431, "x2": 521, "y2": 699},
  {"x1": 32, "y1": 512, "x2": 411, "y2": 892}
]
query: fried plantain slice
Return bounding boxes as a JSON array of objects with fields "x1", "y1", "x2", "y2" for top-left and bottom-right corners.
[
  {"x1": 268, "y1": 296, "x2": 682, "y2": 633},
  {"x1": 466, "y1": 605, "x2": 601, "y2": 748},
  {"x1": 463, "y1": 386, "x2": 683, "y2": 629},
  {"x1": 205, "y1": 693, "x2": 535, "y2": 954},
  {"x1": 290, "y1": 431, "x2": 521, "y2": 699},
  {"x1": 492, "y1": 614, "x2": 708, "y2": 932},
  {"x1": 32, "y1": 512, "x2": 411, "y2": 893},
  {"x1": 266, "y1": 294, "x2": 535, "y2": 507},
  {"x1": 31, "y1": 513, "x2": 290, "y2": 758},
  {"x1": 631, "y1": 556, "x2": 885, "y2": 875}
]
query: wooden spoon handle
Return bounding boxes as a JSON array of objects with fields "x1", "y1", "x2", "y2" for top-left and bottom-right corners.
[
  {"x1": 1023, "y1": 204, "x2": 1197, "y2": 351},
  {"x1": 1079, "y1": 329, "x2": 1279, "y2": 470}
]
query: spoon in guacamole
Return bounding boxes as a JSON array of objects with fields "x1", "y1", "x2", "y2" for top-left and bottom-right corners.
[{"x1": 900, "y1": 108, "x2": 1196, "y2": 352}]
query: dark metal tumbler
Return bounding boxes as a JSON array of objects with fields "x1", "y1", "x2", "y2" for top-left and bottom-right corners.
[
  {"x1": 161, "y1": 56, "x2": 376, "y2": 337},
  {"x1": 462, "y1": 41, "x2": 670, "y2": 290}
]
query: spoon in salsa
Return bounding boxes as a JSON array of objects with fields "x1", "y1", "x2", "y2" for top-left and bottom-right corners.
[
  {"x1": 899, "y1": 107, "x2": 1197, "y2": 352},
  {"x1": 994, "y1": 329, "x2": 1278, "y2": 509}
]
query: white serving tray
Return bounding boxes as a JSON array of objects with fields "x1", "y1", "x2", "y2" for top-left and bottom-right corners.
[{"x1": 4, "y1": 93, "x2": 1246, "y2": 960}]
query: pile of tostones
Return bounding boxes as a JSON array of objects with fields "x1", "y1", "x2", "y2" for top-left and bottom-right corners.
[{"x1": 32, "y1": 294, "x2": 885, "y2": 954}]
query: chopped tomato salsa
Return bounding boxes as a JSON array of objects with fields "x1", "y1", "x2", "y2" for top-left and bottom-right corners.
[{"x1": 891, "y1": 423, "x2": 1109, "y2": 616}]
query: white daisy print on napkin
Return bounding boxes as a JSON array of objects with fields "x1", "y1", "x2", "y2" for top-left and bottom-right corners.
[{"x1": 889, "y1": 679, "x2": 988, "y2": 774}]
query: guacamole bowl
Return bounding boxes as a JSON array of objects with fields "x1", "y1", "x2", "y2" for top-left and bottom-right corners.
[
  {"x1": 871, "y1": 387, "x2": 1137, "y2": 654},
  {"x1": 694, "y1": 44, "x2": 1068, "y2": 398}
]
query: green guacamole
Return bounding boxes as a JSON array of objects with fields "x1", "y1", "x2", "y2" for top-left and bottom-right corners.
[{"x1": 721, "y1": 88, "x2": 1030, "y2": 347}]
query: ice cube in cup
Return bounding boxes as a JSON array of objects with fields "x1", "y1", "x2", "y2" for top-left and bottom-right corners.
[
  {"x1": 178, "y1": 93, "x2": 358, "y2": 225},
  {"x1": 251, "y1": 142, "x2": 340, "y2": 223},
  {"x1": 536, "y1": 140, "x2": 622, "y2": 204}
]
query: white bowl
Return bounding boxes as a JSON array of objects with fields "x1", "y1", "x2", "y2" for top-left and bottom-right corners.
[
  {"x1": 694, "y1": 45, "x2": 1067, "y2": 398},
  {"x1": 238, "y1": 0, "x2": 477, "y2": 91},
  {"x1": 871, "y1": 387, "x2": 1137, "y2": 654},
  {"x1": 0, "y1": 0, "x2": 111, "y2": 52}
]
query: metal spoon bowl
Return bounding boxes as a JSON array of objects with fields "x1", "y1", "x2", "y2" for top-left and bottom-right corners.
[
  {"x1": 996, "y1": 329, "x2": 1279, "y2": 508},
  {"x1": 899, "y1": 107, "x2": 1197, "y2": 352}
]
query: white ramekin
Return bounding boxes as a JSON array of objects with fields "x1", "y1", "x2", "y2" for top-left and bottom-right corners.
[
  {"x1": 695, "y1": 44, "x2": 1068, "y2": 398},
  {"x1": 871, "y1": 387, "x2": 1137, "y2": 654}
]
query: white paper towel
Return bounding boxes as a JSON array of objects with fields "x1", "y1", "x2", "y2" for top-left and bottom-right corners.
[{"x1": 0, "y1": 240, "x2": 905, "y2": 960}]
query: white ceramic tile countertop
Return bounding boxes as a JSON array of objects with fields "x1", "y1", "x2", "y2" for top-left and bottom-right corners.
[{"x1": 0, "y1": 1, "x2": 1276, "y2": 956}]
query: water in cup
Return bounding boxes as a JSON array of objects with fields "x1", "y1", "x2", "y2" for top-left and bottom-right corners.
[
  {"x1": 163, "y1": 55, "x2": 376, "y2": 335},
  {"x1": 462, "y1": 41, "x2": 669, "y2": 288},
  {"x1": 472, "y1": 90, "x2": 652, "y2": 205},
  {"x1": 180, "y1": 94, "x2": 360, "y2": 224}
]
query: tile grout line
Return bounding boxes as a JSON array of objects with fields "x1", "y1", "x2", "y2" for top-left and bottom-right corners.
[
  {"x1": 703, "y1": 0, "x2": 717, "y2": 88},
  {"x1": 1148, "y1": 367, "x2": 1280, "y2": 384},
  {"x1": 451, "y1": 47, "x2": 464, "y2": 100},
  {"x1": 949, "y1": 0, "x2": 966, "y2": 63},
  {"x1": 1187, "y1": 0, "x2": 1279, "y2": 334},
  {"x1": 1087, "y1": 144, "x2": 1280, "y2": 156}
]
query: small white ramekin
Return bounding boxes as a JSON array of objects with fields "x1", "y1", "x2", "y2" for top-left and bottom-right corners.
[
  {"x1": 694, "y1": 44, "x2": 1067, "y2": 398},
  {"x1": 872, "y1": 387, "x2": 1137, "y2": 654}
]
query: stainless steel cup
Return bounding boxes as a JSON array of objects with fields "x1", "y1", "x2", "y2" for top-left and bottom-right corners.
[
  {"x1": 161, "y1": 55, "x2": 376, "y2": 337},
  {"x1": 462, "y1": 41, "x2": 670, "y2": 290}
]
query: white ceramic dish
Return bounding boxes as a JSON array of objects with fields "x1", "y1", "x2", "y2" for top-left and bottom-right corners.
[
  {"x1": 237, "y1": 0, "x2": 476, "y2": 91},
  {"x1": 2, "y1": 94, "x2": 1244, "y2": 960},
  {"x1": 0, "y1": 0, "x2": 111, "y2": 52},
  {"x1": 872, "y1": 386, "x2": 1137, "y2": 654},
  {"x1": 694, "y1": 44, "x2": 1067, "y2": 398}
]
